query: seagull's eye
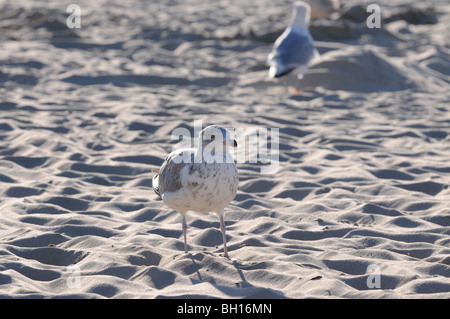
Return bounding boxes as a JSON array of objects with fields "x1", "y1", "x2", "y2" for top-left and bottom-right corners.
[{"x1": 210, "y1": 135, "x2": 215, "y2": 141}]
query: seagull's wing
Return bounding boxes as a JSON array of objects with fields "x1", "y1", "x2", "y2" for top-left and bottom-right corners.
[
  {"x1": 268, "y1": 28, "x2": 317, "y2": 78},
  {"x1": 153, "y1": 149, "x2": 195, "y2": 197}
]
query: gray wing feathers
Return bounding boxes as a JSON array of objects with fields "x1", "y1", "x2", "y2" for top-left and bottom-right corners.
[
  {"x1": 274, "y1": 31, "x2": 315, "y2": 70},
  {"x1": 153, "y1": 149, "x2": 195, "y2": 197}
]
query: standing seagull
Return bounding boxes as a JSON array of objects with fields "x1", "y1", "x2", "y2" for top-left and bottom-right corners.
[
  {"x1": 267, "y1": 1, "x2": 319, "y2": 85},
  {"x1": 152, "y1": 125, "x2": 239, "y2": 259}
]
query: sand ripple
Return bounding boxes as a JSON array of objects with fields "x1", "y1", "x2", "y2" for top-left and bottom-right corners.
[{"x1": 0, "y1": 0, "x2": 449, "y2": 298}]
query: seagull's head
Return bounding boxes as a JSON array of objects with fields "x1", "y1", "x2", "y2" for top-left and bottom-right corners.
[
  {"x1": 200, "y1": 125, "x2": 237, "y2": 150},
  {"x1": 292, "y1": 1, "x2": 311, "y2": 26}
]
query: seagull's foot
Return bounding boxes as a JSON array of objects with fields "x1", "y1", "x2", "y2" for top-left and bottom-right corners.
[
  {"x1": 221, "y1": 254, "x2": 238, "y2": 262},
  {"x1": 292, "y1": 88, "x2": 301, "y2": 95},
  {"x1": 220, "y1": 252, "x2": 232, "y2": 260}
]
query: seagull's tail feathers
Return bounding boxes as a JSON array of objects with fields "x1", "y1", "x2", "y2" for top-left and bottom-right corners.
[
  {"x1": 269, "y1": 62, "x2": 295, "y2": 79},
  {"x1": 310, "y1": 49, "x2": 321, "y2": 65},
  {"x1": 268, "y1": 65, "x2": 278, "y2": 79}
]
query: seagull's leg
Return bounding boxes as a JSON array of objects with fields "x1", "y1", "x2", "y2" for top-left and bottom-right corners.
[
  {"x1": 219, "y1": 211, "x2": 230, "y2": 259},
  {"x1": 293, "y1": 77, "x2": 301, "y2": 95},
  {"x1": 181, "y1": 213, "x2": 188, "y2": 253},
  {"x1": 294, "y1": 73, "x2": 304, "y2": 95},
  {"x1": 283, "y1": 77, "x2": 289, "y2": 95}
]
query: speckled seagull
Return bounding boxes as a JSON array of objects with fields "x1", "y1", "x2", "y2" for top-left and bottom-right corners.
[{"x1": 152, "y1": 125, "x2": 239, "y2": 259}]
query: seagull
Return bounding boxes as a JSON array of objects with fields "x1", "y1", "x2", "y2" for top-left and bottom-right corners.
[
  {"x1": 152, "y1": 125, "x2": 239, "y2": 259},
  {"x1": 267, "y1": 1, "x2": 319, "y2": 86}
]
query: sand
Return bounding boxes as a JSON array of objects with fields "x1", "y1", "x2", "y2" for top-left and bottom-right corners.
[{"x1": 0, "y1": 0, "x2": 449, "y2": 299}]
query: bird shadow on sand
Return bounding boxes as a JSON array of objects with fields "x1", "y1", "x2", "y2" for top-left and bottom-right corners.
[{"x1": 181, "y1": 252, "x2": 286, "y2": 298}]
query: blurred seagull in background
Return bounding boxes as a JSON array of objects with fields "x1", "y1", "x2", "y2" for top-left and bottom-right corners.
[{"x1": 267, "y1": 1, "x2": 319, "y2": 92}]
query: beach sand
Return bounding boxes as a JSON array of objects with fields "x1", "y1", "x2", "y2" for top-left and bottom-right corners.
[{"x1": 0, "y1": 0, "x2": 449, "y2": 298}]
